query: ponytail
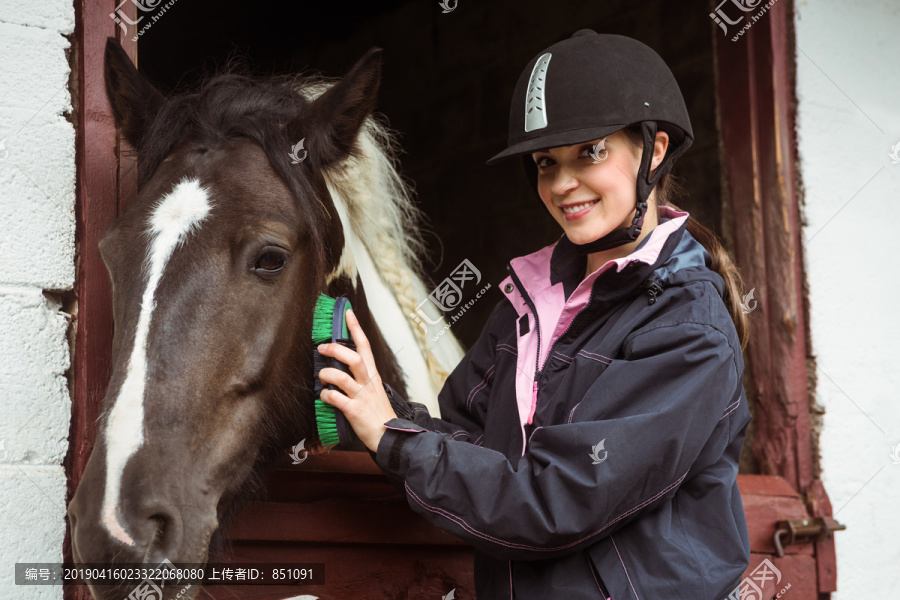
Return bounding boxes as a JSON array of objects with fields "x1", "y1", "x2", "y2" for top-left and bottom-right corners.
[
  {"x1": 623, "y1": 125, "x2": 750, "y2": 350},
  {"x1": 661, "y1": 178, "x2": 750, "y2": 350}
]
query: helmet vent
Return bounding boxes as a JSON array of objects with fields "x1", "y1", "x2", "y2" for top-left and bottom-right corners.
[{"x1": 524, "y1": 52, "x2": 552, "y2": 132}]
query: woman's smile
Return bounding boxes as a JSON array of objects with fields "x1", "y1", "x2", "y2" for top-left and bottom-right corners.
[{"x1": 559, "y1": 198, "x2": 601, "y2": 220}]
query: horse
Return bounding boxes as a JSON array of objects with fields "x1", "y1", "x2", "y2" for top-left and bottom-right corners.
[{"x1": 66, "y1": 38, "x2": 464, "y2": 600}]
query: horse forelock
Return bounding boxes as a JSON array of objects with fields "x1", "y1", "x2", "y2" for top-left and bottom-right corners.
[
  {"x1": 115, "y1": 64, "x2": 456, "y2": 437},
  {"x1": 134, "y1": 66, "x2": 435, "y2": 300},
  {"x1": 135, "y1": 71, "x2": 333, "y2": 271}
]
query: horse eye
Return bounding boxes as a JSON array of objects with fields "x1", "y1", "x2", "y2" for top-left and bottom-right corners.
[{"x1": 254, "y1": 250, "x2": 287, "y2": 274}]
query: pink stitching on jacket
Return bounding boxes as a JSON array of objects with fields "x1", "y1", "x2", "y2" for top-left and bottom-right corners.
[
  {"x1": 612, "y1": 535, "x2": 639, "y2": 600},
  {"x1": 579, "y1": 349, "x2": 613, "y2": 363},
  {"x1": 467, "y1": 364, "x2": 496, "y2": 412},
  {"x1": 719, "y1": 399, "x2": 740, "y2": 421},
  {"x1": 567, "y1": 403, "x2": 580, "y2": 424},
  {"x1": 385, "y1": 425, "x2": 425, "y2": 433},
  {"x1": 496, "y1": 343, "x2": 518, "y2": 355},
  {"x1": 578, "y1": 352, "x2": 610, "y2": 365},
  {"x1": 402, "y1": 469, "x2": 688, "y2": 553},
  {"x1": 554, "y1": 351, "x2": 573, "y2": 364}
]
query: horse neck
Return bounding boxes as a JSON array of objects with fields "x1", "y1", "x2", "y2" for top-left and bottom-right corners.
[{"x1": 316, "y1": 125, "x2": 465, "y2": 416}]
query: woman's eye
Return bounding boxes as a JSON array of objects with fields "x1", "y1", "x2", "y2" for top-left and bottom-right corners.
[
  {"x1": 534, "y1": 157, "x2": 553, "y2": 169},
  {"x1": 584, "y1": 142, "x2": 609, "y2": 163},
  {"x1": 254, "y1": 250, "x2": 287, "y2": 274}
]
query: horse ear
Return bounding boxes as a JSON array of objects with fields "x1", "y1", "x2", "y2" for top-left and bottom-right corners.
[
  {"x1": 291, "y1": 47, "x2": 382, "y2": 168},
  {"x1": 104, "y1": 37, "x2": 165, "y2": 149}
]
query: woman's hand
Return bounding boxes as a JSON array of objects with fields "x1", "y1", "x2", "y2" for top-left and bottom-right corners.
[{"x1": 316, "y1": 308, "x2": 398, "y2": 453}]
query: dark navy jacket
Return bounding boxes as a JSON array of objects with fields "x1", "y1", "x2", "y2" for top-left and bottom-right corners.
[{"x1": 373, "y1": 206, "x2": 752, "y2": 599}]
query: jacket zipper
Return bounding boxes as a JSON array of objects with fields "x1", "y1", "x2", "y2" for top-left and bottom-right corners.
[
  {"x1": 540, "y1": 287, "x2": 596, "y2": 384},
  {"x1": 593, "y1": 565, "x2": 612, "y2": 599},
  {"x1": 506, "y1": 264, "x2": 543, "y2": 426},
  {"x1": 507, "y1": 263, "x2": 597, "y2": 426}
]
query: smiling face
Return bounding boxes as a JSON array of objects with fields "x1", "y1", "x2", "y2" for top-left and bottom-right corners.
[
  {"x1": 530, "y1": 128, "x2": 671, "y2": 274},
  {"x1": 530, "y1": 129, "x2": 644, "y2": 245},
  {"x1": 532, "y1": 127, "x2": 672, "y2": 238}
]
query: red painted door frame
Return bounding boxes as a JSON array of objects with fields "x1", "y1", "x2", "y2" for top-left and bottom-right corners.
[
  {"x1": 65, "y1": 1, "x2": 137, "y2": 599},
  {"x1": 714, "y1": 0, "x2": 840, "y2": 595}
]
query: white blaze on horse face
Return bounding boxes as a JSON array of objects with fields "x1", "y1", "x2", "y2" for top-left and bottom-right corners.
[{"x1": 101, "y1": 178, "x2": 213, "y2": 547}]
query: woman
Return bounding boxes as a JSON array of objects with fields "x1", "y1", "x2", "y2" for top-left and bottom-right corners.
[{"x1": 316, "y1": 29, "x2": 752, "y2": 600}]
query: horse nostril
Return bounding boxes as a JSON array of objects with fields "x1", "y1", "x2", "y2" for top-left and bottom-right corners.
[{"x1": 141, "y1": 501, "x2": 185, "y2": 561}]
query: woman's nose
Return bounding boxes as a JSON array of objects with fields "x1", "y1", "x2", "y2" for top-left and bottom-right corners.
[{"x1": 550, "y1": 166, "x2": 579, "y2": 197}]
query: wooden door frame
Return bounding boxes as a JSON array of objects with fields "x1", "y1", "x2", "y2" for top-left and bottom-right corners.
[
  {"x1": 65, "y1": 1, "x2": 137, "y2": 599},
  {"x1": 714, "y1": 0, "x2": 839, "y2": 593}
]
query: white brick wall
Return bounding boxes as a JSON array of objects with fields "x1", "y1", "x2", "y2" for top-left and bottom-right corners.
[
  {"x1": 0, "y1": 0, "x2": 76, "y2": 598},
  {"x1": 794, "y1": 0, "x2": 900, "y2": 596}
]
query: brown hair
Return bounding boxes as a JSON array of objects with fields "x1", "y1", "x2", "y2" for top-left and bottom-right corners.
[{"x1": 622, "y1": 125, "x2": 749, "y2": 350}]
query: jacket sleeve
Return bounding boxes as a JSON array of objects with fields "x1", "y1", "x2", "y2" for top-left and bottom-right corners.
[
  {"x1": 373, "y1": 318, "x2": 743, "y2": 561},
  {"x1": 379, "y1": 299, "x2": 512, "y2": 440},
  {"x1": 367, "y1": 300, "x2": 509, "y2": 485}
]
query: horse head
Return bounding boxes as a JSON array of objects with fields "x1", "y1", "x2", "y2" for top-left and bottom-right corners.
[{"x1": 67, "y1": 38, "x2": 425, "y2": 598}]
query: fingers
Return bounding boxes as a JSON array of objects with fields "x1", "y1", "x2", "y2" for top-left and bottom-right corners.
[
  {"x1": 318, "y1": 342, "x2": 368, "y2": 384},
  {"x1": 319, "y1": 386, "x2": 353, "y2": 411},
  {"x1": 344, "y1": 309, "x2": 378, "y2": 377},
  {"x1": 317, "y1": 366, "x2": 366, "y2": 400},
  {"x1": 315, "y1": 311, "x2": 395, "y2": 453},
  {"x1": 317, "y1": 309, "x2": 380, "y2": 388}
]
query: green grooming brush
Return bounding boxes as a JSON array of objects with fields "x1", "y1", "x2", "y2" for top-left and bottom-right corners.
[{"x1": 312, "y1": 293, "x2": 363, "y2": 450}]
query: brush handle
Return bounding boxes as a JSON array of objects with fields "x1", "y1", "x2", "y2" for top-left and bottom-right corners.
[
  {"x1": 328, "y1": 297, "x2": 368, "y2": 451},
  {"x1": 330, "y1": 338, "x2": 367, "y2": 451},
  {"x1": 332, "y1": 297, "x2": 352, "y2": 341}
]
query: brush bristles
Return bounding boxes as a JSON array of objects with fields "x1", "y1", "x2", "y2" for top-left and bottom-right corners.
[
  {"x1": 312, "y1": 293, "x2": 337, "y2": 344},
  {"x1": 314, "y1": 399, "x2": 341, "y2": 447},
  {"x1": 312, "y1": 348, "x2": 338, "y2": 446},
  {"x1": 313, "y1": 293, "x2": 340, "y2": 446}
]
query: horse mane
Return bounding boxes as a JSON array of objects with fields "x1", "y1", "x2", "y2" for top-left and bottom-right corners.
[{"x1": 295, "y1": 76, "x2": 452, "y2": 392}]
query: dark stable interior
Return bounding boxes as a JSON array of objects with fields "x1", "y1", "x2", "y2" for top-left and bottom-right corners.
[{"x1": 138, "y1": 0, "x2": 722, "y2": 351}]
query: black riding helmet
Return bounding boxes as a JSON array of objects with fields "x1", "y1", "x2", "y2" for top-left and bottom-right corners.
[{"x1": 486, "y1": 30, "x2": 694, "y2": 254}]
